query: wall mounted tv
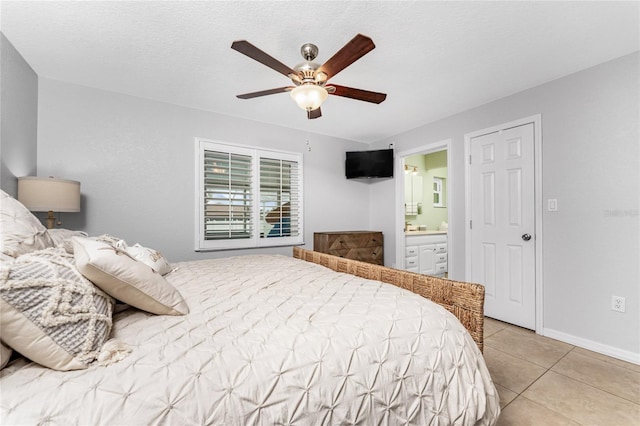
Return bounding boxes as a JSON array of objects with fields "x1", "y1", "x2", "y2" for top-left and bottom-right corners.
[{"x1": 345, "y1": 149, "x2": 394, "y2": 179}]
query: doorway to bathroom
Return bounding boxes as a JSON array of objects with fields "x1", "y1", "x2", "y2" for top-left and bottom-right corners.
[{"x1": 395, "y1": 139, "x2": 451, "y2": 277}]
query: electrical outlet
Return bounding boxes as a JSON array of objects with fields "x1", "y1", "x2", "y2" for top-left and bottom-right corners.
[{"x1": 611, "y1": 295, "x2": 625, "y2": 313}]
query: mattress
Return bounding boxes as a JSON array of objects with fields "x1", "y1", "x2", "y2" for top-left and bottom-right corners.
[{"x1": 0, "y1": 254, "x2": 500, "y2": 425}]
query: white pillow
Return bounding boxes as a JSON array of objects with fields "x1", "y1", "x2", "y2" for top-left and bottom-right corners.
[
  {"x1": 0, "y1": 190, "x2": 55, "y2": 258},
  {"x1": 73, "y1": 237, "x2": 188, "y2": 316},
  {"x1": 0, "y1": 248, "x2": 114, "y2": 371},
  {"x1": 115, "y1": 240, "x2": 172, "y2": 275}
]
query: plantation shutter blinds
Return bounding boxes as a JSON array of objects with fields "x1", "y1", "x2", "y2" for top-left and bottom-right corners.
[
  {"x1": 203, "y1": 150, "x2": 253, "y2": 240},
  {"x1": 259, "y1": 157, "x2": 301, "y2": 238},
  {"x1": 197, "y1": 139, "x2": 303, "y2": 251}
]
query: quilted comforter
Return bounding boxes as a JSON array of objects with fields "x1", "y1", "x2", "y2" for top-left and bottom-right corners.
[{"x1": 0, "y1": 254, "x2": 500, "y2": 425}]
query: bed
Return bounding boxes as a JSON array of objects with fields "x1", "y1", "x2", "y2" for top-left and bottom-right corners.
[{"x1": 0, "y1": 192, "x2": 499, "y2": 425}]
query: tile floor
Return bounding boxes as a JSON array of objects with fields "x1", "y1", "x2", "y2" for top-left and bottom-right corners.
[{"x1": 483, "y1": 317, "x2": 640, "y2": 425}]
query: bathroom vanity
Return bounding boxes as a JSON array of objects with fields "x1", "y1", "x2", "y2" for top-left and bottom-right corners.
[{"x1": 404, "y1": 231, "x2": 448, "y2": 277}]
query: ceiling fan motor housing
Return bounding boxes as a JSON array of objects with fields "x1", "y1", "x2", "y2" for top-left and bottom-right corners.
[
  {"x1": 294, "y1": 43, "x2": 329, "y2": 86},
  {"x1": 300, "y1": 43, "x2": 318, "y2": 61},
  {"x1": 293, "y1": 62, "x2": 320, "y2": 84}
]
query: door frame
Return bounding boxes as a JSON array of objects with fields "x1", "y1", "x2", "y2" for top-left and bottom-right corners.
[
  {"x1": 464, "y1": 114, "x2": 543, "y2": 332},
  {"x1": 395, "y1": 139, "x2": 452, "y2": 273}
]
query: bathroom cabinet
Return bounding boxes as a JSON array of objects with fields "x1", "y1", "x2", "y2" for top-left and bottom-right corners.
[{"x1": 404, "y1": 233, "x2": 447, "y2": 277}]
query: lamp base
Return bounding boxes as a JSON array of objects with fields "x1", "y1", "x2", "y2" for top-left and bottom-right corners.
[{"x1": 45, "y1": 211, "x2": 55, "y2": 229}]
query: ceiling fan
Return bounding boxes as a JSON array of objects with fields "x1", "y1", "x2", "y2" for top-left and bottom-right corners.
[{"x1": 231, "y1": 34, "x2": 387, "y2": 119}]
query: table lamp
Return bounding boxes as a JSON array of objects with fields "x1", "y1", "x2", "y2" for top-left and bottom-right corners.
[{"x1": 17, "y1": 176, "x2": 81, "y2": 229}]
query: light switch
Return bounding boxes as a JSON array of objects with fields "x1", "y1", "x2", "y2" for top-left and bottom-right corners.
[{"x1": 548, "y1": 199, "x2": 558, "y2": 212}]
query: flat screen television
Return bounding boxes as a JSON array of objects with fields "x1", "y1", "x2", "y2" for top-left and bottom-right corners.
[{"x1": 345, "y1": 149, "x2": 394, "y2": 179}]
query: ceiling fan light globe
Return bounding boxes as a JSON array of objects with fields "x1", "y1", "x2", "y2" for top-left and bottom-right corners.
[{"x1": 290, "y1": 85, "x2": 328, "y2": 111}]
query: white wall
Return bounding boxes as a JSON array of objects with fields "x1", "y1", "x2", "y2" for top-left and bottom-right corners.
[
  {"x1": 0, "y1": 33, "x2": 38, "y2": 196},
  {"x1": 36, "y1": 78, "x2": 369, "y2": 261},
  {"x1": 370, "y1": 52, "x2": 640, "y2": 361}
]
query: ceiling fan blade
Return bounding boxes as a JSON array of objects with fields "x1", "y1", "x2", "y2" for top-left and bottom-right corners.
[
  {"x1": 327, "y1": 84, "x2": 387, "y2": 104},
  {"x1": 236, "y1": 87, "x2": 293, "y2": 99},
  {"x1": 231, "y1": 40, "x2": 297, "y2": 77},
  {"x1": 307, "y1": 108, "x2": 322, "y2": 119},
  {"x1": 316, "y1": 34, "x2": 376, "y2": 80}
]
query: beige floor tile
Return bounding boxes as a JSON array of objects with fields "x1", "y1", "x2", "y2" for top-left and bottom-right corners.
[
  {"x1": 485, "y1": 326, "x2": 573, "y2": 369},
  {"x1": 572, "y1": 346, "x2": 640, "y2": 373},
  {"x1": 494, "y1": 383, "x2": 518, "y2": 409},
  {"x1": 523, "y1": 371, "x2": 640, "y2": 425},
  {"x1": 497, "y1": 396, "x2": 579, "y2": 426},
  {"x1": 483, "y1": 347, "x2": 546, "y2": 393},
  {"x1": 484, "y1": 317, "x2": 509, "y2": 339},
  {"x1": 552, "y1": 350, "x2": 640, "y2": 405}
]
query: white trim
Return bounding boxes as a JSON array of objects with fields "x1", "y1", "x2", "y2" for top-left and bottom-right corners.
[
  {"x1": 543, "y1": 328, "x2": 640, "y2": 365},
  {"x1": 464, "y1": 114, "x2": 543, "y2": 332},
  {"x1": 395, "y1": 139, "x2": 452, "y2": 273},
  {"x1": 194, "y1": 140, "x2": 202, "y2": 251}
]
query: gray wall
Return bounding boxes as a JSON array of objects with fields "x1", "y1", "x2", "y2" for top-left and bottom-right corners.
[
  {"x1": 0, "y1": 33, "x2": 38, "y2": 196},
  {"x1": 18, "y1": 47, "x2": 640, "y2": 361},
  {"x1": 370, "y1": 52, "x2": 639, "y2": 359},
  {"x1": 36, "y1": 78, "x2": 369, "y2": 261}
]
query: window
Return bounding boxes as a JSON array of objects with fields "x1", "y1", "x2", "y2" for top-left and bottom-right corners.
[
  {"x1": 433, "y1": 177, "x2": 443, "y2": 207},
  {"x1": 196, "y1": 139, "x2": 303, "y2": 251}
]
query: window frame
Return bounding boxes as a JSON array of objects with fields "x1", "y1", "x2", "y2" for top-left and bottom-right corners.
[
  {"x1": 195, "y1": 138, "x2": 304, "y2": 251},
  {"x1": 433, "y1": 176, "x2": 444, "y2": 207}
]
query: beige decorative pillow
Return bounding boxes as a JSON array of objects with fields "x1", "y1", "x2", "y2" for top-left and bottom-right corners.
[
  {"x1": 73, "y1": 237, "x2": 188, "y2": 316},
  {"x1": 0, "y1": 190, "x2": 55, "y2": 258},
  {"x1": 0, "y1": 248, "x2": 114, "y2": 371},
  {"x1": 0, "y1": 252, "x2": 14, "y2": 262},
  {"x1": 0, "y1": 342, "x2": 12, "y2": 369},
  {"x1": 47, "y1": 228, "x2": 89, "y2": 254},
  {"x1": 115, "y1": 240, "x2": 173, "y2": 275},
  {"x1": 94, "y1": 234, "x2": 123, "y2": 247}
]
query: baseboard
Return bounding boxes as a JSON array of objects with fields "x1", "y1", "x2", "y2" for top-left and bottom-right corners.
[{"x1": 542, "y1": 328, "x2": 640, "y2": 365}]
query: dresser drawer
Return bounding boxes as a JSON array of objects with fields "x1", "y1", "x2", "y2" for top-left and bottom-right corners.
[
  {"x1": 327, "y1": 247, "x2": 383, "y2": 264},
  {"x1": 435, "y1": 253, "x2": 447, "y2": 263},
  {"x1": 405, "y1": 246, "x2": 418, "y2": 257},
  {"x1": 325, "y1": 233, "x2": 381, "y2": 249},
  {"x1": 405, "y1": 256, "x2": 418, "y2": 268},
  {"x1": 435, "y1": 263, "x2": 447, "y2": 274},
  {"x1": 435, "y1": 243, "x2": 447, "y2": 253}
]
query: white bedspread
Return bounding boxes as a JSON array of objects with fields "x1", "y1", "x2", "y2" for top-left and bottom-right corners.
[{"x1": 1, "y1": 254, "x2": 500, "y2": 425}]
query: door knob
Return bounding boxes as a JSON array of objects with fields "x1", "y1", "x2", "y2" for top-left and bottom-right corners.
[{"x1": 522, "y1": 233, "x2": 532, "y2": 241}]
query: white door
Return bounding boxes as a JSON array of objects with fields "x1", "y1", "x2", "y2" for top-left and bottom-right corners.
[{"x1": 470, "y1": 123, "x2": 536, "y2": 329}]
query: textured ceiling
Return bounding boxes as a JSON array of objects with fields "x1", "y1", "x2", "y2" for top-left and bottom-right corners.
[{"x1": 1, "y1": 1, "x2": 638, "y2": 143}]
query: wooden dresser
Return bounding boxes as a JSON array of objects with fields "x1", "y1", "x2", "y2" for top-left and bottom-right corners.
[{"x1": 313, "y1": 231, "x2": 383, "y2": 265}]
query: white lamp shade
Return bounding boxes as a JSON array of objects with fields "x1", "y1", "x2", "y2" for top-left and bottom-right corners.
[
  {"x1": 18, "y1": 177, "x2": 81, "y2": 212},
  {"x1": 290, "y1": 84, "x2": 328, "y2": 111}
]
